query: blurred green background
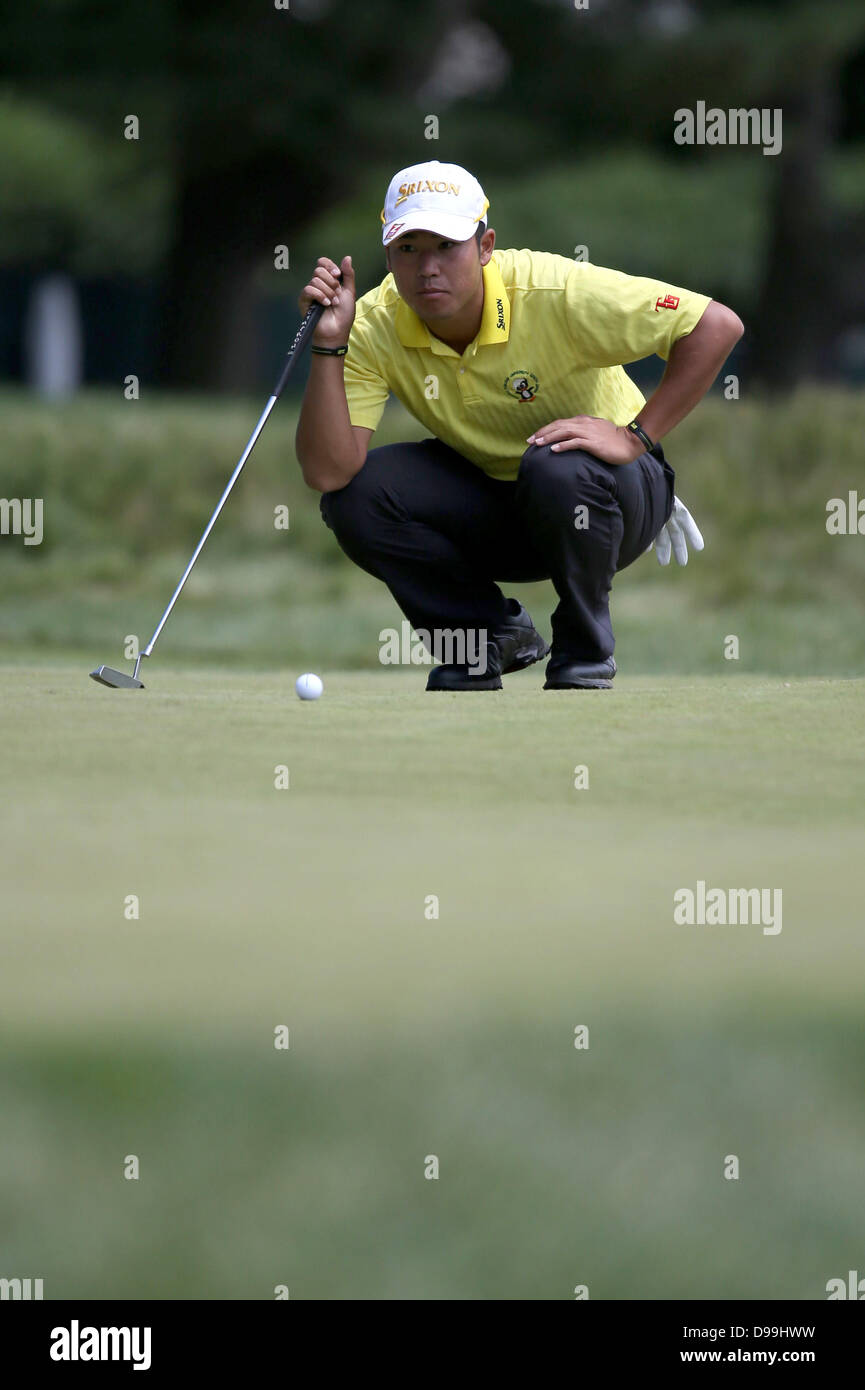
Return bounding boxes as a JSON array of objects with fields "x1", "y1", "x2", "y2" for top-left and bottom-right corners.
[{"x1": 2, "y1": 0, "x2": 864, "y2": 1302}]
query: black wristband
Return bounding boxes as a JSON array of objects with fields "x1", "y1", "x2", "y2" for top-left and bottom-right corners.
[
  {"x1": 311, "y1": 344, "x2": 348, "y2": 356},
  {"x1": 626, "y1": 419, "x2": 655, "y2": 453}
]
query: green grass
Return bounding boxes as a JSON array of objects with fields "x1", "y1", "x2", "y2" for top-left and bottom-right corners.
[
  {"x1": 1, "y1": 662, "x2": 864, "y2": 1298},
  {"x1": 2, "y1": 384, "x2": 863, "y2": 1296},
  {"x1": 2, "y1": 385, "x2": 865, "y2": 675}
]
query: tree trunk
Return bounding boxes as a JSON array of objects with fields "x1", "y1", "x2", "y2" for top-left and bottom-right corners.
[
  {"x1": 750, "y1": 68, "x2": 840, "y2": 390},
  {"x1": 158, "y1": 163, "x2": 260, "y2": 392},
  {"x1": 157, "y1": 153, "x2": 324, "y2": 392}
]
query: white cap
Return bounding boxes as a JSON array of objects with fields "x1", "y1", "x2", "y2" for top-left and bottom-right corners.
[{"x1": 381, "y1": 161, "x2": 489, "y2": 246}]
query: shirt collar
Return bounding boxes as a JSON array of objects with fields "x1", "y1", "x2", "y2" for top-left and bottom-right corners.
[{"x1": 394, "y1": 254, "x2": 511, "y2": 354}]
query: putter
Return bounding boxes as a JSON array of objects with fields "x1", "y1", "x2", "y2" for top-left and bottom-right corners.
[{"x1": 90, "y1": 298, "x2": 328, "y2": 689}]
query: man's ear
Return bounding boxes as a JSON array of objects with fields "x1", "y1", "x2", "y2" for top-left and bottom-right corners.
[{"x1": 480, "y1": 227, "x2": 496, "y2": 265}]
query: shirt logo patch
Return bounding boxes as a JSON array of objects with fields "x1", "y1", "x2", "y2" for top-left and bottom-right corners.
[
  {"x1": 503, "y1": 371, "x2": 539, "y2": 402},
  {"x1": 496, "y1": 298, "x2": 505, "y2": 330},
  {"x1": 655, "y1": 294, "x2": 680, "y2": 312}
]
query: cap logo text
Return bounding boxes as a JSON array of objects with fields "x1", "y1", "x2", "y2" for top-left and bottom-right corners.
[{"x1": 395, "y1": 181, "x2": 462, "y2": 206}]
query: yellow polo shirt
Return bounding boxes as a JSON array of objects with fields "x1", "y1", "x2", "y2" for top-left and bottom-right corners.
[{"x1": 342, "y1": 248, "x2": 712, "y2": 481}]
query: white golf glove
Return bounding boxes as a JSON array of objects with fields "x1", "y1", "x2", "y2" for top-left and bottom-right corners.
[{"x1": 649, "y1": 495, "x2": 705, "y2": 566}]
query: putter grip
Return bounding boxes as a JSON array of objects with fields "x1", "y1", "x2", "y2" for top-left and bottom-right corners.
[
  {"x1": 273, "y1": 274, "x2": 343, "y2": 399},
  {"x1": 272, "y1": 303, "x2": 323, "y2": 399}
]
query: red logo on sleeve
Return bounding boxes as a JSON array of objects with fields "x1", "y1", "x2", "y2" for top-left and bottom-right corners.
[{"x1": 654, "y1": 294, "x2": 680, "y2": 312}]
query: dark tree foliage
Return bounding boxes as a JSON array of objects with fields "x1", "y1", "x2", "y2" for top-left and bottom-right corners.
[{"x1": 2, "y1": 0, "x2": 864, "y2": 389}]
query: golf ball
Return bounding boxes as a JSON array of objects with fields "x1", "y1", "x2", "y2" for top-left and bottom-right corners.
[{"x1": 296, "y1": 672, "x2": 323, "y2": 701}]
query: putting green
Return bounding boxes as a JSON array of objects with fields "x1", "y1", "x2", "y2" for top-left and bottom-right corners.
[{"x1": 1, "y1": 661, "x2": 864, "y2": 1298}]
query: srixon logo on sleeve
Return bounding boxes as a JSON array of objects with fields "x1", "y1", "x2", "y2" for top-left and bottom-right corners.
[{"x1": 50, "y1": 1321, "x2": 152, "y2": 1372}]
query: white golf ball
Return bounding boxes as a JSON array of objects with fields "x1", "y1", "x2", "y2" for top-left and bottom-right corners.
[{"x1": 296, "y1": 672, "x2": 323, "y2": 701}]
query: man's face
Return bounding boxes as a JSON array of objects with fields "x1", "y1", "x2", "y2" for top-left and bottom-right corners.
[{"x1": 385, "y1": 227, "x2": 495, "y2": 321}]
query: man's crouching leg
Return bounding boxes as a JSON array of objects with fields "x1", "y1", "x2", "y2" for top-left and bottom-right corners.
[
  {"x1": 319, "y1": 441, "x2": 547, "y2": 690},
  {"x1": 516, "y1": 441, "x2": 673, "y2": 689}
]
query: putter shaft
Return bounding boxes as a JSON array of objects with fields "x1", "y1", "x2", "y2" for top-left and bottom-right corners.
[
  {"x1": 141, "y1": 394, "x2": 277, "y2": 659},
  {"x1": 89, "y1": 299, "x2": 327, "y2": 688}
]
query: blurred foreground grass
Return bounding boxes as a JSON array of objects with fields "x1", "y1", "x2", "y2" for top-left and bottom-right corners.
[
  {"x1": 1, "y1": 386, "x2": 864, "y2": 675},
  {"x1": 1, "y1": 664, "x2": 864, "y2": 1298},
  {"x1": 4, "y1": 1013, "x2": 863, "y2": 1300}
]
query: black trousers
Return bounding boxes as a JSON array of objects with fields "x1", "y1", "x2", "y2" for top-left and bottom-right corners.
[{"x1": 319, "y1": 437, "x2": 675, "y2": 662}]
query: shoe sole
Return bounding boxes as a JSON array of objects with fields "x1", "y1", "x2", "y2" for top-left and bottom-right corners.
[
  {"x1": 543, "y1": 678, "x2": 613, "y2": 690},
  {"x1": 427, "y1": 680, "x2": 503, "y2": 691}
]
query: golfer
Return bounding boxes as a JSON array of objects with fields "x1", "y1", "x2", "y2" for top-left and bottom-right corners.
[{"x1": 296, "y1": 160, "x2": 744, "y2": 690}]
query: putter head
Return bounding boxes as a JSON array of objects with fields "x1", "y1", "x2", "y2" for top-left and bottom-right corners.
[{"x1": 90, "y1": 665, "x2": 145, "y2": 690}]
